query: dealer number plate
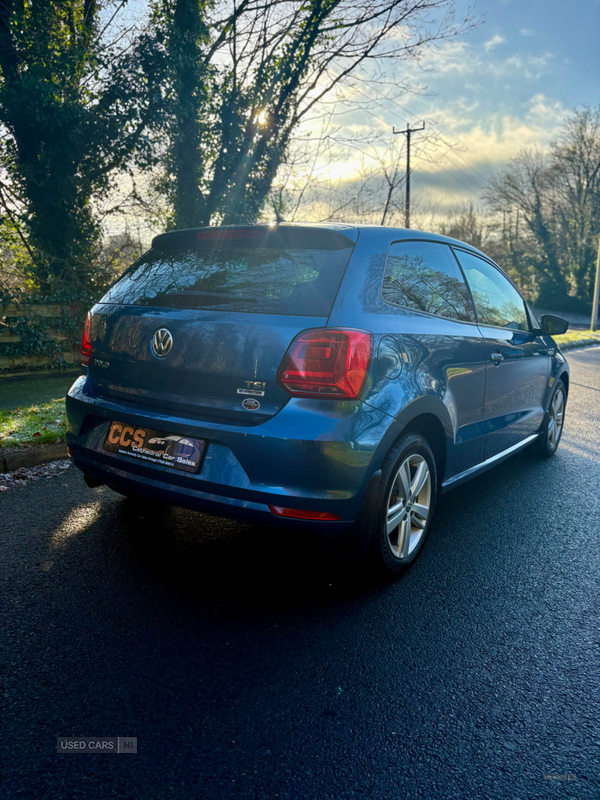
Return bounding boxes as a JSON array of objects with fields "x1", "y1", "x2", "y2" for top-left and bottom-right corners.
[{"x1": 103, "y1": 421, "x2": 205, "y2": 474}]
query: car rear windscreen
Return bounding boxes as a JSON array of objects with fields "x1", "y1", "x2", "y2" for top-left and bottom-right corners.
[{"x1": 99, "y1": 229, "x2": 356, "y2": 316}]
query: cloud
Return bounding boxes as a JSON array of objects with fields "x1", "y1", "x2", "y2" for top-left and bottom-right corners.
[
  {"x1": 417, "y1": 92, "x2": 566, "y2": 164},
  {"x1": 415, "y1": 39, "x2": 554, "y2": 82},
  {"x1": 294, "y1": 93, "x2": 570, "y2": 216},
  {"x1": 484, "y1": 34, "x2": 506, "y2": 52},
  {"x1": 525, "y1": 57, "x2": 553, "y2": 79},
  {"x1": 520, "y1": 29, "x2": 535, "y2": 36},
  {"x1": 417, "y1": 40, "x2": 475, "y2": 75},
  {"x1": 283, "y1": 28, "x2": 571, "y2": 222},
  {"x1": 525, "y1": 93, "x2": 568, "y2": 123},
  {"x1": 295, "y1": 87, "x2": 569, "y2": 178},
  {"x1": 505, "y1": 55, "x2": 523, "y2": 70}
]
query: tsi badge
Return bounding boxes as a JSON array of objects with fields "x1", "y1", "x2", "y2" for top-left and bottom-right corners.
[{"x1": 237, "y1": 380, "x2": 266, "y2": 397}]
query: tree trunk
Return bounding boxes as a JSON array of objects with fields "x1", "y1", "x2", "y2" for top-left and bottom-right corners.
[{"x1": 170, "y1": 0, "x2": 209, "y2": 229}]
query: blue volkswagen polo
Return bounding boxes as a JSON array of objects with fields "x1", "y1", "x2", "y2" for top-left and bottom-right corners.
[{"x1": 66, "y1": 224, "x2": 569, "y2": 575}]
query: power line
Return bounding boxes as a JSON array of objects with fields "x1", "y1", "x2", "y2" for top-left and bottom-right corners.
[
  {"x1": 364, "y1": 88, "x2": 491, "y2": 188},
  {"x1": 345, "y1": 87, "x2": 476, "y2": 206},
  {"x1": 301, "y1": 84, "x2": 491, "y2": 217},
  {"x1": 349, "y1": 85, "x2": 490, "y2": 196},
  {"x1": 434, "y1": 149, "x2": 487, "y2": 191}
]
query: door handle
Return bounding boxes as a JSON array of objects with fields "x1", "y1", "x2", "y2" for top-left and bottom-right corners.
[{"x1": 490, "y1": 351, "x2": 504, "y2": 366}]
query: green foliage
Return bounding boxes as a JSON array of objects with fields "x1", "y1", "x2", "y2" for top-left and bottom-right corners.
[
  {"x1": 555, "y1": 331, "x2": 600, "y2": 349},
  {"x1": 154, "y1": 0, "x2": 213, "y2": 229},
  {"x1": 0, "y1": 0, "x2": 474, "y2": 296},
  {"x1": 0, "y1": 285, "x2": 93, "y2": 374},
  {"x1": 0, "y1": 217, "x2": 35, "y2": 291},
  {"x1": 0, "y1": 398, "x2": 67, "y2": 449},
  {"x1": 0, "y1": 0, "x2": 165, "y2": 292}
]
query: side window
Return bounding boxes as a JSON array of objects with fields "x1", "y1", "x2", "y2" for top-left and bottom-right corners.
[
  {"x1": 382, "y1": 241, "x2": 476, "y2": 323},
  {"x1": 454, "y1": 250, "x2": 529, "y2": 331}
]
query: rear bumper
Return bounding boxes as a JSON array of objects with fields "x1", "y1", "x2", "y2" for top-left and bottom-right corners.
[{"x1": 66, "y1": 375, "x2": 401, "y2": 533}]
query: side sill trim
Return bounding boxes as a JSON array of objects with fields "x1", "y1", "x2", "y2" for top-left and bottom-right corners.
[{"x1": 441, "y1": 433, "x2": 541, "y2": 492}]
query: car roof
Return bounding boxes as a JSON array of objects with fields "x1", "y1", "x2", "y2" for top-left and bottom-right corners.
[
  {"x1": 277, "y1": 222, "x2": 493, "y2": 262},
  {"x1": 152, "y1": 222, "x2": 491, "y2": 261}
]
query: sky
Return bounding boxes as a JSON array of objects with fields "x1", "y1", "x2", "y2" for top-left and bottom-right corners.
[
  {"x1": 291, "y1": 0, "x2": 600, "y2": 221},
  {"x1": 105, "y1": 0, "x2": 600, "y2": 237}
]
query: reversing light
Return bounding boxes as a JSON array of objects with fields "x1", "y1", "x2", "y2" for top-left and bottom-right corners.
[
  {"x1": 81, "y1": 312, "x2": 92, "y2": 367},
  {"x1": 268, "y1": 506, "x2": 341, "y2": 521},
  {"x1": 276, "y1": 328, "x2": 373, "y2": 399}
]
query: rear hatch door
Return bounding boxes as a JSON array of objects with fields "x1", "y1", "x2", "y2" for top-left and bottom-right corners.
[{"x1": 89, "y1": 225, "x2": 358, "y2": 422}]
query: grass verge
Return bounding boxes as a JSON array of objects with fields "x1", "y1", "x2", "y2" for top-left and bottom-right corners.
[
  {"x1": 0, "y1": 398, "x2": 67, "y2": 450},
  {"x1": 554, "y1": 330, "x2": 600, "y2": 350}
]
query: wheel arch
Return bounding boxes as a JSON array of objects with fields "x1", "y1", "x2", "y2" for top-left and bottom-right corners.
[
  {"x1": 558, "y1": 368, "x2": 569, "y2": 396},
  {"x1": 394, "y1": 396, "x2": 452, "y2": 486},
  {"x1": 401, "y1": 414, "x2": 447, "y2": 487}
]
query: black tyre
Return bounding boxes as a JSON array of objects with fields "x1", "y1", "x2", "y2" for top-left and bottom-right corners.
[
  {"x1": 532, "y1": 379, "x2": 567, "y2": 458},
  {"x1": 365, "y1": 432, "x2": 438, "y2": 577}
]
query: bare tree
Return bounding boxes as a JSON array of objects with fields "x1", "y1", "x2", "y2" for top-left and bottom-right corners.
[
  {"x1": 550, "y1": 106, "x2": 600, "y2": 299},
  {"x1": 156, "y1": 0, "x2": 478, "y2": 227},
  {"x1": 486, "y1": 107, "x2": 600, "y2": 308},
  {"x1": 486, "y1": 147, "x2": 568, "y2": 304}
]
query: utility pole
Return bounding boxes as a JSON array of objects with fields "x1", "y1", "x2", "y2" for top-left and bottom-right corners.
[
  {"x1": 592, "y1": 236, "x2": 600, "y2": 331},
  {"x1": 393, "y1": 122, "x2": 425, "y2": 228}
]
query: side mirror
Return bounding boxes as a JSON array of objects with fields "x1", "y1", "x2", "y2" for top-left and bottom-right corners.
[{"x1": 540, "y1": 314, "x2": 569, "y2": 336}]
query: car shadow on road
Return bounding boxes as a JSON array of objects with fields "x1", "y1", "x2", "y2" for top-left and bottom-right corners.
[
  {"x1": 40, "y1": 438, "x2": 590, "y2": 623},
  {"x1": 86, "y1": 488, "x2": 394, "y2": 616}
]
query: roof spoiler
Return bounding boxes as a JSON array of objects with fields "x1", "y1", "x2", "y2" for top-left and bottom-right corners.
[{"x1": 151, "y1": 225, "x2": 358, "y2": 252}]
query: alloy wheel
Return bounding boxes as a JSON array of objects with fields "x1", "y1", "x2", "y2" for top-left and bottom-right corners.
[
  {"x1": 386, "y1": 454, "x2": 432, "y2": 560},
  {"x1": 547, "y1": 385, "x2": 565, "y2": 450}
]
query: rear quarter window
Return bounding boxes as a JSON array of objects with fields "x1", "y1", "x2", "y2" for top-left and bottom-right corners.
[{"x1": 382, "y1": 240, "x2": 476, "y2": 323}]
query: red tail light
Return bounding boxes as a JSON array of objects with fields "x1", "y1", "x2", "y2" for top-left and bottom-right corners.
[
  {"x1": 81, "y1": 312, "x2": 92, "y2": 367},
  {"x1": 268, "y1": 506, "x2": 341, "y2": 521},
  {"x1": 277, "y1": 328, "x2": 373, "y2": 399}
]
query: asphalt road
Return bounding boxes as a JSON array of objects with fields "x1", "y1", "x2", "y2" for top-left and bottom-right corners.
[{"x1": 2, "y1": 348, "x2": 600, "y2": 800}]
